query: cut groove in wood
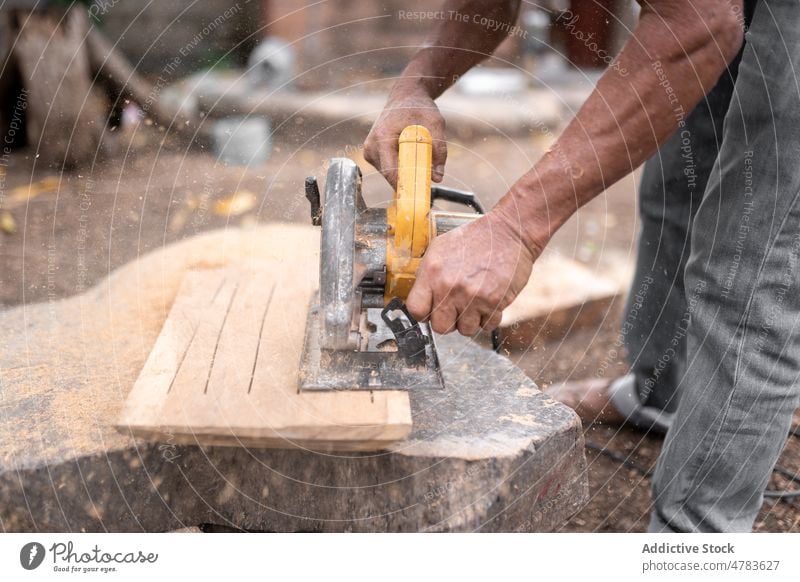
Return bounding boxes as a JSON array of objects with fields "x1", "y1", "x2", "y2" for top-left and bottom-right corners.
[
  {"x1": 118, "y1": 257, "x2": 412, "y2": 451},
  {"x1": 166, "y1": 323, "x2": 199, "y2": 395},
  {"x1": 203, "y1": 281, "x2": 239, "y2": 395},
  {"x1": 248, "y1": 284, "x2": 275, "y2": 395}
]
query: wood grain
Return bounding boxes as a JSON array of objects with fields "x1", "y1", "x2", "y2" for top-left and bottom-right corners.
[{"x1": 118, "y1": 256, "x2": 412, "y2": 451}]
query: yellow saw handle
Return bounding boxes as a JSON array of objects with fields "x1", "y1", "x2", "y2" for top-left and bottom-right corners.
[{"x1": 385, "y1": 125, "x2": 433, "y2": 301}]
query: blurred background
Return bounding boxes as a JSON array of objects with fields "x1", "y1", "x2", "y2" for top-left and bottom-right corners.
[
  {"x1": 0, "y1": 0, "x2": 639, "y2": 302},
  {"x1": 0, "y1": 0, "x2": 796, "y2": 532}
]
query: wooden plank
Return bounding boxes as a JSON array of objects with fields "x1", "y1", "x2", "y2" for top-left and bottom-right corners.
[
  {"x1": 166, "y1": 273, "x2": 239, "y2": 403},
  {"x1": 115, "y1": 268, "x2": 228, "y2": 426},
  {"x1": 498, "y1": 253, "x2": 624, "y2": 349},
  {"x1": 118, "y1": 253, "x2": 412, "y2": 451}
]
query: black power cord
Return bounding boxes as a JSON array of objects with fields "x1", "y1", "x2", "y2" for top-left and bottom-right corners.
[
  {"x1": 585, "y1": 440, "x2": 654, "y2": 478},
  {"x1": 764, "y1": 430, "x2": 800, "y2": 498}
]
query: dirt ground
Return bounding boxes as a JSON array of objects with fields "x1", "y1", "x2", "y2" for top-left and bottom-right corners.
[{"x1": 1, "y1": 127, "x2": 797, "y2": 532}]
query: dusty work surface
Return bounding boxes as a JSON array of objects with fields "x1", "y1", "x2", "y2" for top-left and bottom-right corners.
[
  {"x1": 119, "y1": 261, "x2": 413, "y2": 452},
  {"x1": 0, "y1": 224, "x2": 588, "y2": 532},
  {"x1": 2, "y1": 145, "x2": 797, "y2": 531}
]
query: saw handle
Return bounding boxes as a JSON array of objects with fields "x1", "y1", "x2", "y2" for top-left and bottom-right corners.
[
  {"x1": 430, "y1": 185, "x2": 485, "y2": 214},
  {"x1": 385, "y1": 125, "x2": 434, "y2": 300},
  {"x1": 381, "y1": 297, "x2": 429, "y2": 365},
  {"x1": 393, "y1": 125, "x2": 433, "y2": 258}
]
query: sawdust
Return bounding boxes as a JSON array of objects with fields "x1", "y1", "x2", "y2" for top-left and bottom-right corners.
[
  {"x1": 0, "y1": 224, "x2": 319, "y2": 466},
  {"x1": 394, "y1": 434, "x2": 533, "y2": 460},
  {"x1": 497, "y1": 413, "x2": 542, "y2": 428}
]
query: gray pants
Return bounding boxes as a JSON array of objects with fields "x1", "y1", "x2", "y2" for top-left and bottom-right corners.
[{"x1": 618, "y1": 0, "x2": 800, "y2": 532}]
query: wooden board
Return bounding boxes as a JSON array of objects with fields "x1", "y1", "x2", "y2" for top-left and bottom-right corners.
[
  {"x1": 498, "y1": 253, "x2": 625, "y2": 349},
  {"x1": 117, "y1": 260, "x2": 412, "y2": 451}
]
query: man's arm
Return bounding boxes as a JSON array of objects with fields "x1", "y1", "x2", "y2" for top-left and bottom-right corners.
[
  {"x1": 492, "y1": 0, "x2": 744, "y2": 255},
  {"x1": 370, "y1": 0, "x2": 744, "y2": 335},
  {"x1": 364, "y1": 0, "x2": 521, "y2": 186}
]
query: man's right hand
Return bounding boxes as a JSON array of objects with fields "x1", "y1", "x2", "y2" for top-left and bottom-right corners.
[{"x1": 363, "y1": 86, "x2": 447, "y2": 189}]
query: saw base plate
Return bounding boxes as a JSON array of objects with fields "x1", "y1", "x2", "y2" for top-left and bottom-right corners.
[{"x1": 299, "y1": 303, "x2": 445, "y2": 392}]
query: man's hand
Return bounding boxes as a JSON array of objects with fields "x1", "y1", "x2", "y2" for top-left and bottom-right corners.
[
  {"x1": 364, "y1": 86, "x2": 447, "y2": 189},
  {"x1": 364, "y1": 0, "x2": 523, "y2": 187},
  {"x1": 367, "y1": 0, "x2": 744, "y2": 338},
  {"x1": 406, "y1": 211, "x2": 540, "y2": 335}
]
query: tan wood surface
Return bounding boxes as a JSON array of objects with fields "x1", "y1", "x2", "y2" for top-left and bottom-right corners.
[
  {"x1": 499, "y1": 252, "x2": 624, "y2": 349},
  {"x1": 118, "y1": 255, "x2": 412, "y2": 451}
]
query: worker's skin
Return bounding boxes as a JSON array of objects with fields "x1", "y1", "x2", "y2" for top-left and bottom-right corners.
[{"x1": 364, "y1": 0, "x2": 743, "y2": 340}]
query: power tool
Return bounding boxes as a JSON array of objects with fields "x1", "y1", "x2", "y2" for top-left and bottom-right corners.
[{"x1": 299, "y1": 125, "x2": 484, "y2": 391}]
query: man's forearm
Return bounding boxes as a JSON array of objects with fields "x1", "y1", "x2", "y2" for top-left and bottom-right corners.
[
  {"x1": 393, "y1": 0, "x2": 522, "y2": 99},
  {"x1": 495, "y1": 0, "x2": 744, "y2": 253}
]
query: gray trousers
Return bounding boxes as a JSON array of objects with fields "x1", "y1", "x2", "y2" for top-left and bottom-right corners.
[{"x1": 618, "y1": 0, "x2": 800, "y2": 532}]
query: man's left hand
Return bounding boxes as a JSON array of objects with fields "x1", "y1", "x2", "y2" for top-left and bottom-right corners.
[{"x1": 406, "y1": 211, "x2": 539, "y2": 336}]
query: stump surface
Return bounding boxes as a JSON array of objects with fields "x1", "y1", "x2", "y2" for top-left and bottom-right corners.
[{"x1": 0, "y1": 224, "x2": 588, "y2": 532}]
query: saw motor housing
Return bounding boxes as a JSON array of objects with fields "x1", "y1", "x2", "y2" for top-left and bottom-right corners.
[{"x1": 300, "y1": 126, "x2": 481, "y2": 391}]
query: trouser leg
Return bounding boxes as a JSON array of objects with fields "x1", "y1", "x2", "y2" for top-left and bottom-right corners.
[
  {"x1": 612, "y1": 47, "x2": 740, "y2": 430},
  {"x1": 650, "y1": 0, "x2": 800, "y2": 532},
  {"x1": 613, "y1": 0, "x2": 758, "y2": 431}
]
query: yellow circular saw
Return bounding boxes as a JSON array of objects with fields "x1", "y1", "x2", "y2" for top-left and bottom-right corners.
[{"x1": 300, "y1": 125, "x2": 483, "y2": 392}]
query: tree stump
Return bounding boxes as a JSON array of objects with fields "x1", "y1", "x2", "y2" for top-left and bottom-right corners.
[
  {"x1": 0, "y1": 225, "x2": 589, "y2": 532},
  {"x1": 0, "y1": 6, "x2": 207, "y2": 170},
  {"x1": 2, "y1": 7, "x2": 105, "y2": 169}
]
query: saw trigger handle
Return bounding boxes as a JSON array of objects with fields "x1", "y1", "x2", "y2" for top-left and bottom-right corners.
[
  {"x1": 381, "y1": 297, "x2": 429, "y2": 366},
  {"x1": 385, "y1": 125, "x2": 433, "y2": 301}
]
